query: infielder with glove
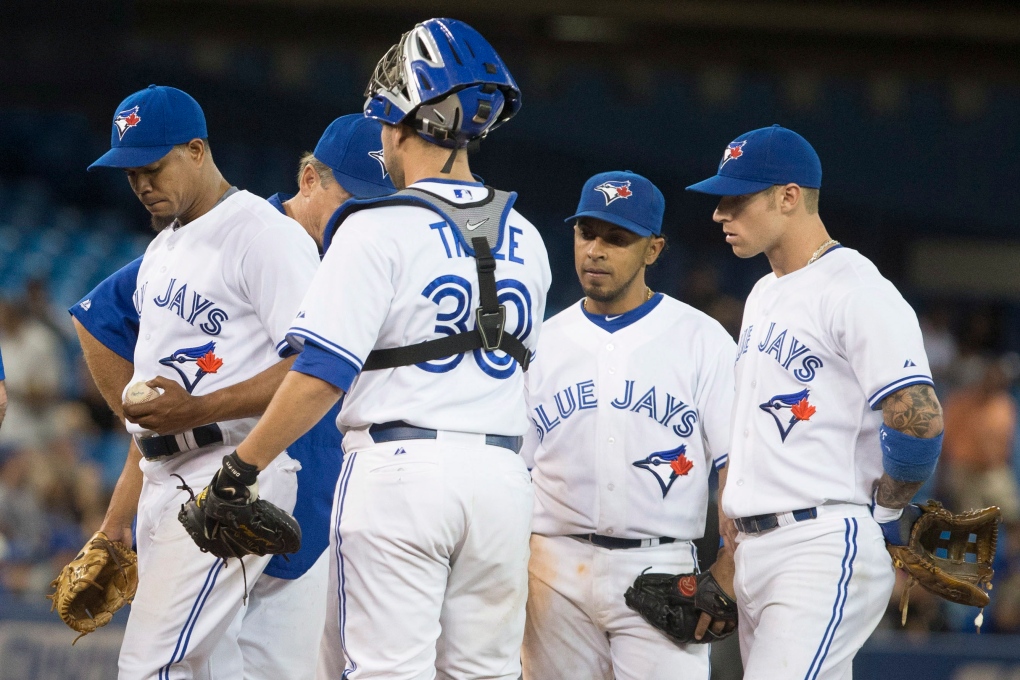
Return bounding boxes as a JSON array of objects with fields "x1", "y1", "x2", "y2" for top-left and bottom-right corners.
[
  {"x1": 521, "y1": 171, "x2": 737, "y2": 680},
  {"x1": 67, "y1": 85, "x2": 320, "y2": 679},
  {"x1": 687, "y1": 125, "x2": 947, "y2": 679},
  {"x1": 180, "y1": 18, "x2": 550, "y2": 680},
  {"x1": 63, "y1": 113, "x2": 393, "y2": 678}
]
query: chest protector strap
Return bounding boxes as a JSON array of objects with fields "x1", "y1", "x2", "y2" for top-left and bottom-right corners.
[{"x1": 333, "y1": 186, "x2": 530, "y2": 372}]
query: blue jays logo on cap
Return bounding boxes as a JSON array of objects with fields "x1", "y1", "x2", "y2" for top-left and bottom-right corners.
[
  {"x1": 159, "y1": 342, "x2": 224, "y2": 394},
  {"x1": 633, "y1": 444, "x2": 694, "y2": 498},
  {"x1": 114, "y1": 106, "x2": 142, "y2": 140},
  {"x1": 368, "y1": 149, "x2": 387, "y2": 178},
  {"x1": 594, "y1": 180, "x2": 633, "y2": 205},
  {"x1": 719, "y1": 140, "x2": 746, "y2": 169},
  {"x1": 759, "y1": 388, "x2": 817, "y2": 442}
]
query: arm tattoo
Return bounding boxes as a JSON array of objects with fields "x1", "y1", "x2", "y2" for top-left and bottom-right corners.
[
  {"x1": 875, "y1": 474, "x2": 924, "y2": 509},
  {"x1": 881, "y1": 384, "x2": 944, "y2": 439}
]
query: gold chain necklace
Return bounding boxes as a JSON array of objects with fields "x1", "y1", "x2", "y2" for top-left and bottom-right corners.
[
  {"x1": 583, "y1": 287, "x2": 653, "y2": 313},
  {"x1": 807, "y1": 238, "x2": 840, "y2": 266}
]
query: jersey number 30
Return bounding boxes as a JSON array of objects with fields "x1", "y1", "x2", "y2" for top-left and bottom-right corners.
[{"x1": 419, "y1": 274, "x2": 533, "y2": 379}]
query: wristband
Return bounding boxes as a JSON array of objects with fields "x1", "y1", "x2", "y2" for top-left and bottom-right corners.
[
  {"x1": 220, "y1": 451, "x2": 259, "y2": 488},
  {"x1": 880, "y1": 424, "x2": 942, "y2": 483}
]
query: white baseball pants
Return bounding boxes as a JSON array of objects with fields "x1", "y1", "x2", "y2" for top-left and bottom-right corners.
[
  {"x1": 522, "y1": 533, "x2": 709, "y2": 680},
  {"x1": 318, "y1": 430, "x2": 534, "y2": 680},
  {"x1": 734, "y1": 506, "x2": 895, "y2": 680},
  {"x1": 118, "y1": 449, "x2": 299, "y2": 680}
]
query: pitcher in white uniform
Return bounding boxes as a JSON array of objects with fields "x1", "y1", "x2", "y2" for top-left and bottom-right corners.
[
  {"x1": 521, "y1": 171, "x2": 736, "y2": 680},
  {"x1": 86, "y1": 85, "x2": 321, "y2": 679},
  {"x1": 687, "y1": 125, "x2": 945, "y2": 680},
  {"x1": 179, "y1": 19, "x2": 551, "y2": 680}
]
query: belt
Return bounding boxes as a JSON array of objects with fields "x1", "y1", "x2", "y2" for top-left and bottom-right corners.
[
  {"x1": 368, "y1": 421, "x2": 523, "y2": 454},
  {"x1": 570, "y1": 534, "x2": 678, "y2": 550},
  {"x1": 733, "y1": 507, "x2": 818, "y2": 535},
  {"x1": 135, "y1": 424, "x2": 224, "y2": 460}
]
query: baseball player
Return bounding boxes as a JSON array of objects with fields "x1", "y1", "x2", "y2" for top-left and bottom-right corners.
[
  {"x1": 687, "y1": 124, "x2": 944, "y2": 679},
  {"x1": 71, "y1": 113, "x2": 393, "y2": 679},
  {"x1": 521, "y1": 171, "x2": 736, "y2": 680},
  {"x1": 83, "y1": 84, "x2": 322, "y2": 679},
  {"x1": 181, "y1": 18, "x2": 551, "y2": 680}
]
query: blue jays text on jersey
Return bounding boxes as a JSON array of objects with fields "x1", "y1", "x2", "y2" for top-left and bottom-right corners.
[
  {"x1": 531, "y1": 377, "x2": 700, "y2": 441},
  {"x1": 150, "y1": 278, "x2": 230, "y2": 336},
  {"x1": 736, "y1": 321, "x2": 824, "y2": 382}
]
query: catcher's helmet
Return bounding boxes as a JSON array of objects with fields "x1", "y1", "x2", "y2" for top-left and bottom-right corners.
[{"x1": 364, "y1": 18, "x2": 521, "y2": 148}]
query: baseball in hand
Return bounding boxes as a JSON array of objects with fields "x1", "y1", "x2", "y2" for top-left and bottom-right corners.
[{"x1": 125, "y1": 381, "x2": 161, "y2": 405}]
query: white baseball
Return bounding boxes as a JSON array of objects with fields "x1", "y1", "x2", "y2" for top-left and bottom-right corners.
[{"x1": 125, "y1": 381, "x2": 161, "y2": 405}]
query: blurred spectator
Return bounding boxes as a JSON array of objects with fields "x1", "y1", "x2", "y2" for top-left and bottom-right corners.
[
  {"x1": 990, "y1": 521, "x2": 1020, "y2": 633},
  {"x1": 941, "y1": 355, "x2": 1020, "y2": 520},
  {"x1": 919, "y1": 306, "x2": 959, "y2": 390},
  {"x1": 0, "y1": 298, "x2": 65, "y2": 448},
  {"x1": 681, "y1": 264, "x2": 744, "y2": 339},
  {"x1": 26, "y1": 277, "x2": 75, "y2": 344}
]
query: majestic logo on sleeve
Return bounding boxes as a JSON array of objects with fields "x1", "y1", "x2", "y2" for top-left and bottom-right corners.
[
  {"x1": 759, "y1": 388, "x2": 816, "y2": 442},
  {"x1": 594, "y1": 180, "x2": 633, "y2": 205},
  {"x1": 633, "y1": 444, "x2": 694, "y2": 498},
  {"x1": 159, "y1": 342, "x2": 224, "y2": 393},
  {"x1": 368, "y1": 149, "x2": 388, "y2": 177},
  {"x1": 719, "y1": 140, "x2": 746, "y2": 169},
  {"x1": 113, "y1": 106, "x2": 142, "y2": 140}
]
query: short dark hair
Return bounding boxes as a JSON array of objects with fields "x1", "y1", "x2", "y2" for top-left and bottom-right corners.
[{"x1": 765, "y1": 184, "x2": 819, "y2": 214}]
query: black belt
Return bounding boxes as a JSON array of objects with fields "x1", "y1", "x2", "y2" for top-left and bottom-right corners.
[
  {"x1": 570, "y1": 534, "x2": 678, "y2": 550},
  {"x1": 368, "y1": 421, "x2": 523, "y2": 454},
  {"x1": 733, "y1": 508, "x2": 818, "y2": 535},
  {"x1": 135, "y1": 424, "x2": 224, "y2": 460}
]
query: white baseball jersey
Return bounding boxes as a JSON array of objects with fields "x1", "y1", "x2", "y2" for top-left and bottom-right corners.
[
  {"x1": 128, "y1": 189, "x2": 321, "y2": 473},
  {"x1": 724, "y1": 246, "x2": 933, "y2": 519},
  {"x1": 524, "y1": 294, "x2": 736, "y2": 540},
  {"x1": 286, "y1": 179, "x2": 551, "y2": 435}
]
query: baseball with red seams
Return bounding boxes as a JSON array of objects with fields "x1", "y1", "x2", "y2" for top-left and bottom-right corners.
[{"x1": 125, "y1": 381, "x2": 161, "y2": 405}]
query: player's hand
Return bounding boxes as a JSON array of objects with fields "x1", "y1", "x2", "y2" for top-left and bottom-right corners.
[
  {"x1": 97, "y1": 522, "x2": 134, "y2": 549},
  {"x1": 122, "y1": 377, "x2": 208, "y2": 434},
  {"x1": 719, "y1": 512, "x2": 738, "y2": 552},
  {"x1": 694, "y1": 545, "x2": 737, "y2": 641}
]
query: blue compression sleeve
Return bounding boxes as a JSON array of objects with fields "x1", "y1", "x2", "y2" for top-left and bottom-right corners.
[{"x1": 880, "y1": 423, "x2": 942, "y2": 483}]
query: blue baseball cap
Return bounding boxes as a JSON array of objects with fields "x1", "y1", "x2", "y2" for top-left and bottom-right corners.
[
  {"x1": 686, "y1": 124, "x2": 822, "y2": 196},
  {"x1": 313, "y1": 115, "x2": 394, "y2": 199},
  {"x1": 565, "y1": 171, "x2": 665, "y2": 238},
  {"x1": 88, "y1": 85, "x2": 207, "y2": 171}
]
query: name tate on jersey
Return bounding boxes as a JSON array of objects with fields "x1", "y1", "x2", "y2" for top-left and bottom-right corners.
[
  {"x1": 430, "y1": 220, "x2": 526, "y2": 263},
  {"x1": 737, "y1": 322, "x2": 824, "y2": 382},
  {"x1": 531, "y1": 379, "x2": 699, "y2": 441},
  {"x1": 142, "y1": 278, "x2": 230, "y2": 336}
]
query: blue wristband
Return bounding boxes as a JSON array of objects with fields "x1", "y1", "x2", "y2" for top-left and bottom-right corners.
[{"x1": 880, "y1": 424, "x2": 942, "y2": 483}]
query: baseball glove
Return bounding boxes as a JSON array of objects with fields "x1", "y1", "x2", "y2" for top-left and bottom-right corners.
[
  {"x1": 48, "y1": 531, "x2": 137, "y2": 643},
  {"x1": 624, "y1": 569, "x2": 738, "y2": 644},
  {"x1": 887, "y1": 500, "x2": 1000, "y2": 625},
  {"x1": 176, "y1": 473, "x2": 301, "y2": 560}
]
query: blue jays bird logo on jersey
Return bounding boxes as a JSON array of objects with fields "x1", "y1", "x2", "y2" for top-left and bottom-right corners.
[
  {"x1": 368, "y1": 149, "x2": 388, "y2": 177},
  {"x1": 159, "y1": 342, "x2": 224, "y2": 393},
  {"x1": 759, "y1": 388, "x2": 817, "y2": 442},
  {"x1": 113, "y1": 106, "x2": 142, "y2": 140},
  {"x1": 719, "y1": 140, "x2": 746, "y2": 168},
  {"x1": 594, "y1": 180, "x2": 633, "y2": 205},
  {"x1": 633, "y1": 444, "x2": 694, "y2": 498}
]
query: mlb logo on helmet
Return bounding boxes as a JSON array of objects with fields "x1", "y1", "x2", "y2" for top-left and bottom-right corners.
[
  {"x1": 114, "y1": 106, "x2": 142, "y2": 140},
  {"x1": 594, "y1": 180, "x2": 633, "y2": 205},
  {"x1": 719, "y1": 140, "x2": 746, "y2": 169}
]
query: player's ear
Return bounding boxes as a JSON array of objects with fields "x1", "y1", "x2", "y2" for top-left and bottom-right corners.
[
  {"x1": 185, "y1": 138, "x2": 206, "y2": 167},
  {"x1": 298, "y1": 163, "x2": 318, "y2": 196},
  {"x1": 644, "y1": 236, "x2": 666, "y2": 266},
  {"x1": 779, "y1": 184, "x2": 801, "y2": 215}
]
